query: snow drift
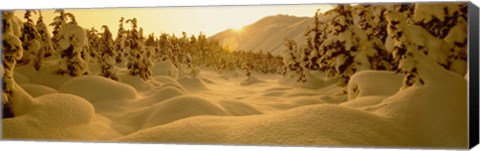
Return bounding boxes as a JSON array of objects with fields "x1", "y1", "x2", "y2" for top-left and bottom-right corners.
[
  {"x1": 368, "y1": 53, "x2": 468, "y2": 147},
  {"x1": 116, "y1": 104, "x2": 414, "y2": 147},
  {"x1": 3, "y1": 93, "x2": 111, "y2": 141},
  {"x1": 59, "y1": 76, "x2": 137, "y2": 103}
]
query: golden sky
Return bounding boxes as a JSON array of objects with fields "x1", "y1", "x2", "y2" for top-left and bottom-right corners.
[{"x1": 14, "y1": 4, "x2": 333, "y2": 37}]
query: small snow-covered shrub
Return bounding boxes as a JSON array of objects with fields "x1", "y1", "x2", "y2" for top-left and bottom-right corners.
[{"x1": 152, "y1": 59, "x2": 179, "y2": 79}]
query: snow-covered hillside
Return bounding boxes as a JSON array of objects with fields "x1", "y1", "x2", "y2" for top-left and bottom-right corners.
[{"x1": 210, "y1": 15, "x2": 312, "y2": 56}]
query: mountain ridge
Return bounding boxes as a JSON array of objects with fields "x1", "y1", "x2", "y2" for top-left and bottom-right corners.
[{"x1": 209, "y1": 14, "x2": 313, "y2": 56}]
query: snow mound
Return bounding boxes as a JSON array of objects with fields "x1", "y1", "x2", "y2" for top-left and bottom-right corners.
[
  {"x1": 117, "y1": 104, "x2": 414, "y2": 147},
  {"x1": 177, "y1": 76, "x2": 208, "y2": 92},
  {"x1": 34, "y1": 93, "x2": 96, "y2": 125},
  {"x1": 340, "y1": 95, "x2": 388, "y2": 109},
  {"x1": 291, "y1": 96, "x2": 326, "y2": 106},
  {"x1": 261, "y1": 89, "x2": 287, "y2": 97},
  {"x1": 369, "y1": 54, "x2": 468, "y2": 147},
  {"x1": 284, "y1": 91, "x2": 322, "y2": 98},
  {"x1": 59, "y1": 76, "x2": 137, "y2": 103},
  {"x1": 14, "y1": 63, "x2": 74, "y2": 89},
  {"x1": 218, "y1": 100, "x2": 262, "y2": 116},
  {"x1": 9, "y1": 84, "x2": 37, "y2": 116},
  {"x1": 152, "y1": 75, "x2": 185, "y2": 91},
  {"x1": 137, "y1": 86, "x2": 185, "y2": 107},
  {"x1": 152, "y1": 60, "x2": 179, "y2": 79},
  {"x1": 240, "y1": 76, "x2": 265, "y2": 86},
  {"x1": 3, "y1": 93, "x2": 115, "y2": 141},
  {"x1": 13, "y1": 72, "x2": 29, "y2": 84},
  {"x1": 301, "y1": 71, "x2": 337, "y2": 89},
  {"x1": 19, "y1": 84, "x2": 58, "y2": 98},
  {"x1": 3, "y1": 94, "x2": 95, "y2": 138},
  {"x1": 118, "y1": 74, "x2": 153, "y2": 92},
  {"x1": 280, "y1": 70, "x2": 334, "y2": 89},
  {"x1": 141, "y1": 95, "x2": 228, "y2": 128},
  {"x1": 261, "y1": 87, "x2": 291, "y2": 97},
  {"x1": 347, "y1": 70, "x2": 403, "y2": 101}
]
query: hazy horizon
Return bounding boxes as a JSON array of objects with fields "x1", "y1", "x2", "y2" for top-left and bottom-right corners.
[{"x1": 13, "y1": 4, "x2": 334, "y2": 38}]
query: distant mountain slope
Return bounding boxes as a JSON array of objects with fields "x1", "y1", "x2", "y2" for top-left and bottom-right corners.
[{"x1": 210, "y1": 14, "x2": 312, "y2": 56}]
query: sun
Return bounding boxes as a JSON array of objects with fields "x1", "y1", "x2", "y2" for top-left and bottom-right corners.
[{"x1": 233, "y1": 26, "x2": 244, "y2": 32}]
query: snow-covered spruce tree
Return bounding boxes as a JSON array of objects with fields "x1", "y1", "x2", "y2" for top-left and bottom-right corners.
[
  {"x1": 189, "y1": 34, "x2": 198, "y2": 56},
  {"x1": 36, "y1": 10, "x2": 55, "y2": 59},
  {"x1": 126, "y1": 18, "x2": 150, "y2": 80},
  {"x1": 169, "y1": 33, "x2": 181, "y2": 67},
  {"x1": 158, "y1": 33, "x2": 172, "y2": 61},
  {"x1": 384, "y1": 10, "x2": 428, "y2": 88},
  {"x1": 386, "y1": 8, "x2": 455, "y2": 87},
  {"x1": 114, "y1": 17, "x2": 126, "y2": 64},
  {"x1": 413, "y1": 3, "x2": 467, "y2": 39},
  {"x1": 304, "y1": 9, "x2": 327, "y2": 71},
  {"x1": 141, "y1": 45, "x2": 153, "y2": 80},
  {"x1": 178, "y1": 31, "x2": 192, "y2": 70},
  {"x1": 141, "y1": 32, "x2": 155, "y2": 80},
  {"x1": 49, "y1": 9, "x2": 67, "y2": 51},
  {"x1": 145, "y1": 33, "x2": 156, "y2": 47},
  {"x1": 352, "y1": 4, "x2": 389, "y2": 43},
  {"x1": 84, "y1": 27, "x2": 100, "y2": 63},
  {"x1": 242, "y1": 61, "x2": 253, "y2": 80},
  {"x1": 314, "y1": 5, "x2": 372, "y2": 86},
  {"x1": 184, "y1": 52, "x2": 199, "y2": 77},
  {"x1": 392, "y1": 3, "x2": 416, "y2": 24},
  {"x1": 179, "y1": 51, "x2": 192, "y2": 74},
  {"x1": 351, "y1": 5, "x2": 393, "y2": 70},
  {"x1": 98, "y1": 25, "x2": 118, "y2": 80},
  {"x1": 443, "y1": 12, "x2": 467, "y2": 76},
  {"x1": 18, "y1": 10, "x2": 41, "y2": 68},
  {"x1": 413, "y1": 3, "x2": 468, "y2": 75},
  {"x1": 56, "y1": 12, "x2": 89, "y2": 76},
  {"x1": 2, "y1": 12, "x2": 24, "y2": 118},
  {"x1": 144, "y1": 33, "x2": 158, "y2": 63},
  {"x1": 282, "y1": 39, "x2": 307, "y2": 83},
  {"x1": 196, "y1": 33, "x2": 208, "y2": 62}
]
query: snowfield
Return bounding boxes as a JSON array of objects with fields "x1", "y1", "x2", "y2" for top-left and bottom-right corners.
[{"x1": 2, "y1": 53, "x2": 467, "y2": 148}]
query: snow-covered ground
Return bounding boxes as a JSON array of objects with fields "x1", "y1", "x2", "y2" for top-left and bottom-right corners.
[{"x1": 2, "y1": 53, "x2": 468, "y2": 148}]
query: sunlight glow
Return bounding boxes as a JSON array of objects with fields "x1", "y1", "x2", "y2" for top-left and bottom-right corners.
[{"x1": 233, "y1": 26, "x2": 244, "y2": 33}]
